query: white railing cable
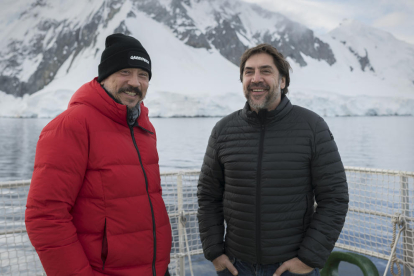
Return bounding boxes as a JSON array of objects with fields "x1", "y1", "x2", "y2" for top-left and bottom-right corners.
[{"x1": 0, "y1": 168, "x2": 413, "y2": 275}]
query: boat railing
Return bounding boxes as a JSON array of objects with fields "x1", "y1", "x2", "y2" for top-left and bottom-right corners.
[{"x1": 0, "y1": 167, "x2": 413, "y2": 276}]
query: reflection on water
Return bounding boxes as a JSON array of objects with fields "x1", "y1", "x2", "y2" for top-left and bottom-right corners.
[
  {"x1": 153, "y1": 116, "x2": 414, "y2": 173},
  {"x1": 326, "y1": 116, "x2": 414, "y2": 171},
  {"x1": 0, "y1": 118, "x2": 50, "y2": 181},
  {"x1": 0, "y1": 116, "x2": 413, "y2": 181}
]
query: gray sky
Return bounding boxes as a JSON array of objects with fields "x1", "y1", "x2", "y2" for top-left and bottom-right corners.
[{"x1": 243, "y1": 0, "x2": 414, "y2": 45}]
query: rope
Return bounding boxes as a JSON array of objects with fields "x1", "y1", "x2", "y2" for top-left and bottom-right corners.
[
  {"x1": 390, "y1": 216, "x2": 401, "y2": 276},
  {"x1": 384, "y1": 214, "x2": 406, "y2": 276}
]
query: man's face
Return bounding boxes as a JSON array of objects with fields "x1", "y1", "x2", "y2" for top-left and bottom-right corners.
[
  {"x1": 242, "y1": 53, "x2": 286, "y2": 112},
  {"x1": 101, "y1": 68, "x2": 149, "y2": 109}
]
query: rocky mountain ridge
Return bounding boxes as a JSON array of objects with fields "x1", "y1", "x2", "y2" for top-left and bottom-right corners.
[
  {"x1": 1, "y1": 0, "x2": 336, "y2": 96},
  {"x1": 0, "y1": 0, "x2": 413, "y2": 117}
]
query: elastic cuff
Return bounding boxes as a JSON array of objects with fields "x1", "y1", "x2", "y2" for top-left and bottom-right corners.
[{"x1": 297, "y1": 255, "x2": 314, "y2": 269}]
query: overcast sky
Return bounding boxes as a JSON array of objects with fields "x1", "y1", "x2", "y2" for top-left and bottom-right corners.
[{"x1": 243, "y1": 0, "x2": 414, "y2": 45}]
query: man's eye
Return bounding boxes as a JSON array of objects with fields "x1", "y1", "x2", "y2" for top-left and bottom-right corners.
[
  {"x1": 121, "y1": 70, "x2": 130, "y2": 74},
  {"x1": 245, "y1": 71, "x2": 253, "y2": 75},
  {"x1": 139, "y1": 74, "x2": 149, "y2": 80}
]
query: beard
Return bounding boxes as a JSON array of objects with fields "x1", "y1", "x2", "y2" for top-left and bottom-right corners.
[{"x1": 244, "y1": 81, "x2": 281, "y2": 111}]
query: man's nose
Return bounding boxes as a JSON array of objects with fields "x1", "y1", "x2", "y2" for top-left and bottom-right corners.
[
  {"x1": 252, "y1": 71, "x2": 262, "y2": 83},
  {"x1": 128, "y1": 74, "x2": 141, "y2": 88}
]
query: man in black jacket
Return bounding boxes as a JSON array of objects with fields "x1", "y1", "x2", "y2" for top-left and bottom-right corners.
[{"x1": 197, "y1": 44, "x2": 349, "y2": 276}]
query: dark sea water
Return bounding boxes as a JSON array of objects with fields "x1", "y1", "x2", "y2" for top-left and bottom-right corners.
[{"x1": 0, "y1": 116, "x2": 413, "y2": 275}]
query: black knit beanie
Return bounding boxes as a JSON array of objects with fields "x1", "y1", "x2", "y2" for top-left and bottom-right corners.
[{"x1": 98, "y1": 33, "x2": 151, "y2": 82}]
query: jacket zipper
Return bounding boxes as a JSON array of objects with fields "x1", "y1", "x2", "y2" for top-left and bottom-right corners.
[
  {"x1": 129, "y1": 125, "x2": 157, "y2": 276},
  {"x1": 256, "y1": 122, "x2": 265, "y2": 264},
  {"x1": 101, "y1": 218, "x2": 108, "y2": 270}
]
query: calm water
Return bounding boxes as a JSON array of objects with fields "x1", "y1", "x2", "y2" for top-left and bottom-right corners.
[
  {"x1": 0, "y1": 116, "x2": 413, "y2": 181},
  {"x1": 0, "y1": 116, "x2": 413, "y2": 275}
]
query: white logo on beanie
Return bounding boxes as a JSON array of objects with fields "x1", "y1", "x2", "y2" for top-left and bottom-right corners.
[{"x1": 130, "y1": 55, "x2": 149, "y2": 64}]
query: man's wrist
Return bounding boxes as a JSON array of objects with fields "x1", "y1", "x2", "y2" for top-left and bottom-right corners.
[
  {"x1": 208, "y1": 249, "x2": 225, "y2": 262},
  {"x1": 296, "y1": 255, "x2": 313, "y2": 268}
]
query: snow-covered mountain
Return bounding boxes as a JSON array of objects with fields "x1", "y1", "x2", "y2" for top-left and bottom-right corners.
[{"x1": 0, "y1": 0, "x2": 413, "y2": 117}]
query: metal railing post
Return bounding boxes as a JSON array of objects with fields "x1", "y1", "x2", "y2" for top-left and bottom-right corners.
[
  {"x1": 177, "y1": 172, "x2": 185, "y2": 276},
  {"x1": 400, "y1": 174, "x2": 412, "y2": 276},
  {"x1": 2, "y1": 169, "x2": 414, "y2": 275}
]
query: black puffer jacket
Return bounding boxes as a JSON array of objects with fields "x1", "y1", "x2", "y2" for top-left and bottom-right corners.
[{"x1": 197, "y1": 96, "x2": 349, "y2": 268}]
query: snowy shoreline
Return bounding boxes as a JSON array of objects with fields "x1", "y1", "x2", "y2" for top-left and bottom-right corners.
[
  {"x1": 1, "y1": 114, "x2": 413, "y2": 119},
  {"x1": 2, "y1": 88, "x2": 414, "y2": 118}
]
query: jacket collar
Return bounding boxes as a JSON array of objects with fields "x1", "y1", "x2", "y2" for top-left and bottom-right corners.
[
  {"x1": 241, "y1": 94, "x2": 293, "y2": 124},
  {"x1": 68, "y1": 78, "x2": 153, "y2": 133}
]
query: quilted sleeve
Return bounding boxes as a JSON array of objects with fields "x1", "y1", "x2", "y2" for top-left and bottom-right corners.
[
  {"x1": 297, "y1": 117, "x2": 349, "y2": 268},
  {"x1": 197, "y1": 126, "x2": 226, "y2": 262},
  {"x1": 25, "y1": 114, "x2": 95, "y2": 275}
]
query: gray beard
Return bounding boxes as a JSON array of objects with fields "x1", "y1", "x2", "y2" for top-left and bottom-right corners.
[{"x1": 246, "y1": 82, "x2": 281, "y2": 111}]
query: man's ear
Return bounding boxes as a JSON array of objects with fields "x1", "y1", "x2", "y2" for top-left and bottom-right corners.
[{"x1": 280, "y1": 77, "x2": 286, "y2": 89}]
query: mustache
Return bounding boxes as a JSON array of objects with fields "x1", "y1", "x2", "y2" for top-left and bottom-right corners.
[
  {"x1": 248, "y1": 82, "x2": 270, "y2": 90},
  {"x1": 118, "y1": 85, "x2": 142, "y2": 97}
]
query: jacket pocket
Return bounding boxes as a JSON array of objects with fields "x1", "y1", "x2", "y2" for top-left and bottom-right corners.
[
  {"x1": 302, "y1": 194, "x2": 314, "y2": 234},
  {"x1": 101, "y1": 218, "x2": 108, "y2": 270},
  {"x1": 302, "y1": 194, "x2": 309, "y2": 233}
]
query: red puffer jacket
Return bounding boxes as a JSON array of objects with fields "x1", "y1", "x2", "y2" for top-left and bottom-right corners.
[{"x1": 26, "y1": 78, "x2": 172, "y2": 275}]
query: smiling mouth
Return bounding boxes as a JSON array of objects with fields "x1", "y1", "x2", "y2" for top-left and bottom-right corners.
[
  {"x1": 248, "y1": 84, "x2": 269, "y2": 92},
  {"x1": 124, "y1": 91, "x2": 137, "y2": 96},
  {"x1": 250, "y1": 88, "x2": 269, "y2": 94}
]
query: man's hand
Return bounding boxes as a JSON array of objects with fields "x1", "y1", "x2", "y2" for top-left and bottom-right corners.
[
  {"x1": 212, "y1": 254, "x2": 238, "y2": 275},
  {"x1": 273, "y1": 257, "x2": 313, "y2": 276}
]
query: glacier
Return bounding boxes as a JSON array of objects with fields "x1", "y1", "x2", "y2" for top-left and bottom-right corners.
[{"x1": 0, "y1": 0, "x2": 413, "y2": 118}]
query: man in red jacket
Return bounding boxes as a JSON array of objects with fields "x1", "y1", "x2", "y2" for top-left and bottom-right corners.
[{"x1": 26, "y1": 33, "x2": 172, "y2": 276}]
